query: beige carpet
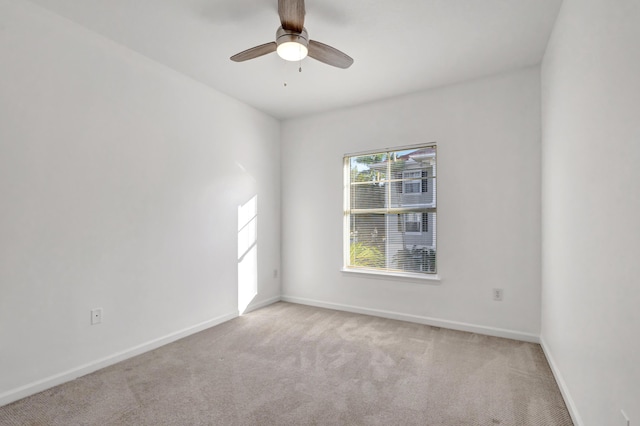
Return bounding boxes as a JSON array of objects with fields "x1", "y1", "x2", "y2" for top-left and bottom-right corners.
[{"x1": 0, "y1": 302, "x2": 573, "y2": 425}]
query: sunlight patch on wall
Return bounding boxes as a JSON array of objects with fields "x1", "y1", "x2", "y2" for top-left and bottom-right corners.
[{"x1": 238, "y1": 195, "x2": 258, "y2": 314}]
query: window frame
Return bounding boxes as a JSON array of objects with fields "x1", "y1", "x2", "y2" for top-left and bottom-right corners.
[{"x1": 342, "y1": 143, "x2": 439, "y2": 281}]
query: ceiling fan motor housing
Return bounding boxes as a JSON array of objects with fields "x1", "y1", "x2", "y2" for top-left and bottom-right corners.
[{"x1": 276, "y1": 26, "x2": 309, "y2": 48}]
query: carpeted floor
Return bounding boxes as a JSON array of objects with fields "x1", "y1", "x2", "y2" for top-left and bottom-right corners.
[{"x1": 0, "y1": 302, "x2": 573, "y2": 425}]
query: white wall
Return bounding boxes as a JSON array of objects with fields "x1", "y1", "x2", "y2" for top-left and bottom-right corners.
[
  {"x1": 281, "y1": 68, "x2": 542, "y2": 339},
  {"x1": 540, "y1": 0, "x2": 640, "y2": 425},
  {"x1": 0, "y1": 0, "x2": 280, "y2": 404}
]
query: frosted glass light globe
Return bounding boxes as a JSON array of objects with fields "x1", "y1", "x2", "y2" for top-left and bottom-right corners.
[{"x1": 277, "y1": 42, "x2": 308, "y2": 61}]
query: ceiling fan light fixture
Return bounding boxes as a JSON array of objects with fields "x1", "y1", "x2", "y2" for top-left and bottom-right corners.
[
  {"x1": 276, "y1": 26, "x2": 309, "y2": 61},
  {"x1": 277, "y1": 42, "x2": 308, "y2": 61}
]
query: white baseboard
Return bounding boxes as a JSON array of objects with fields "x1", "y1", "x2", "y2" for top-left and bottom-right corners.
[
  {"x1": 242, "y1": 295, "x2": 281, "y2": 314},
  {"x1": 0, "y1": 310, "x2": 238, "y2": 407},
  {"x1": 539, "y1": 336, "x2": 583, "y2": 426},
  {"x1": 281, "y1": 295, "x2": 540, "y2": 343}
]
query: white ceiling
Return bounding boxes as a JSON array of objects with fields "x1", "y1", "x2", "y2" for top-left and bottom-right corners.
[{"x1": 29, "y1": 0, "x2": 563, "y2": 119}]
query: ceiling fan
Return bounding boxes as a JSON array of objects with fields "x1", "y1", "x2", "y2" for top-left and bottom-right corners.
[{"x1": 230, "y1": 0, "x2": 354, "y2": 69}]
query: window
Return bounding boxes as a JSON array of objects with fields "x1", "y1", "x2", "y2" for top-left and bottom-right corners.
[
  {"x1": 403, "y1": 171, "x2": 422, "y2": 193},
  {"x1": 344, "y1": 145, "x2": 437, "y2": 276},
  {"x1": 404, "y1": 213, "x2": 421, "y2": 233}
]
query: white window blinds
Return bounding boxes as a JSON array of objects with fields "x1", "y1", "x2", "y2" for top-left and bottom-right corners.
[{"x1": 344, "y1": 145, "x2": 437, "y2": 275}]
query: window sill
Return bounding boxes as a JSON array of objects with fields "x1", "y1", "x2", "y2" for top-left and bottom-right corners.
[{"x1": 340, "y1": 267, "x2": 441, "y2": 283}]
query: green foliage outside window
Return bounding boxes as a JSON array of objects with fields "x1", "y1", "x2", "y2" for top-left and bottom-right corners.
[{"x1": 350, "y1": 242, "x2": 385, "y2": 268}]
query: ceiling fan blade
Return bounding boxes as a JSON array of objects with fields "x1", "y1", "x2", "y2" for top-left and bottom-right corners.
[
  {"x1": 308, "y1": 40, "x2": 354, "y2": 69},
  {"x1": 230, "y1": 42, "x2": 277, "y2": 62},
  {"x1": 278, "y1": 0, "x2": 305, "y2": 32}
]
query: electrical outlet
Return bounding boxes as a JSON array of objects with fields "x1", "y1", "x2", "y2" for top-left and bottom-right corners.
[
  {"x1": 492, "y1": 288, "x2": 503, "y2": 301},
  {"x1": 91, "y1": 308, "x2": 103, "y2": 325},
  {"x1": 621, "y1": 409, "x2": 630, "y2": 426}
]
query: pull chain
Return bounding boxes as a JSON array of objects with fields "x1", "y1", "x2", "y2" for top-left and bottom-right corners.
[{"x1": 299, "y1": 45, "x2": 303, "y2": 72}]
